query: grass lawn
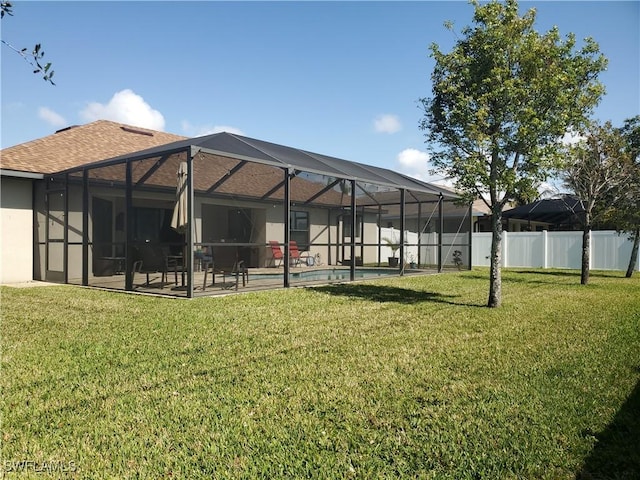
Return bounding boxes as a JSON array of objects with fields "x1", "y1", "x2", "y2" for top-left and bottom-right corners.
[{"x1": 1, "y1": 268, "x2": 639, "y2": 479}]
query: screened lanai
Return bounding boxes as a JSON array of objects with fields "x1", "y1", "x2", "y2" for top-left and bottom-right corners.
[{"x1": 35, "y1": 132, "x2": 471, "y2": 297}]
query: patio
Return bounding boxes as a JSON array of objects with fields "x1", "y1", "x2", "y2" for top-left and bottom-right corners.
[
  {"x1": 77, "y1": 263, "x2": 438, "y2": 297},
  {"x1": 35, "y1": 132, "x2": 470, "y2": 297}
]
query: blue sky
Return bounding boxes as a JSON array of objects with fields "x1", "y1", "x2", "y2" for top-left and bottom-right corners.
[{"x1": 2, "y1": 1, "x2": 639, "y2": 184}]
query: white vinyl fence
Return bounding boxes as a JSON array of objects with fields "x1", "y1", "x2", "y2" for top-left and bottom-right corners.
[
  {"x1": 379, "y1": 227, "x2": 471, "y2": 267},
  {"x1": 472, "y1": 230, "x2": 639, "y2": 271}
]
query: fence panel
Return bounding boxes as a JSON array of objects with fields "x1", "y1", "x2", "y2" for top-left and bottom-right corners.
[
  {"x1": 471, "y1": 230, "x2": 639, "y2": 272},
  {"x1": 505, "y1": 232, "x2": 545, "y2": 268},
  {"x1": 591, "y1": 231, "x2": 636, "y2": 271},
  {"x1": 546, "y1": 232, "x2": 582, "y2": 269}
]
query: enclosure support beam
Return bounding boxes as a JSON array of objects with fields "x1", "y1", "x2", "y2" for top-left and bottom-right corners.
[
  {"x1": 186, "y1": 147, "x2": 195, "y2": 298},
  {"x1": 82, "y1": 170, "x2": 89, "y2": 285},
  {"x1": 377, "y1": 205, "x2": 382, "y2": 267},
  {"x1": 63, "y1": 173, "x2": 69, "y2": 284},
  {"x1": 304, "y1": 178, "x2": 342, "y2": 205},
  {"x1": 327, "y1": 209, "x2": 332, "y2": 266},
  {"x1": 206, "y1": 160, "x2": 247, "y2": 194},
  {"x1": 438, "y1": 193, "x2": 443, "y2": 273},
  {"x1": 400, "y1": 189, "x2": 406, "y2": 275},
  {"x1": 350, "y1": 179, "x2": 356, "y2": 281},
  {"x1": 283, "y1": 168, "x2": 292, "y2": 288},
  {"x1": 468, "y1": 202, "x2": 473, "y2": 270},
  {"x1": 125, "y1": 161, "x2": 134, "y2": 291},
  {"x1": 135, "y1": 153, "x2": 171, "y2": 187},
  {"x1": 417, "y1": 201, "x2": 423, "y2": 267}
]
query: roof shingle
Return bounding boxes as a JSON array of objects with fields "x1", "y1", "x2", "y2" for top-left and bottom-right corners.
[{"x1": 0, "y1": 120, "x2": 185, "y2": 174}]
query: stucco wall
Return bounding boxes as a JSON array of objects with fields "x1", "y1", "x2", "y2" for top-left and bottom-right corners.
[{"x1": 1, "y1": 177, "x2": 34, "y2": 283}]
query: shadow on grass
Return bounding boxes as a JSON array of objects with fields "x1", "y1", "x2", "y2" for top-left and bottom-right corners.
[
  {"x1": 513, "y1": 269, "x2": 625, "y2": 279},
  {"x1": 464, "y1": 269, "x2": 624, "y2": 286},
  {"x1": 576, "y1": 377, "x2": 640, "y2": 479},
  {"x1": 311, "y1": 283, "x2": 483, "y2": 307}
]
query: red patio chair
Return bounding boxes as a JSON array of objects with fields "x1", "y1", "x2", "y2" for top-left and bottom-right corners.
[
  {"x1": 289, "y1": 240, "x2": 304, "y2": 267},
  {"x1": 268, "y1": 241, "x2": 284, "y2": 267}
]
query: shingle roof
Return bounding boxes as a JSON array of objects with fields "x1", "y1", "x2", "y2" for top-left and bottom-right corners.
[{"x1": 0, "y1": 120, "x2": 185, "y2": 174}]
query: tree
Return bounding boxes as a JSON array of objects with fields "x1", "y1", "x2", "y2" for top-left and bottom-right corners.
[
  {"x1": 419, "y1": 0, "x2": 606, "y2": 307},
  {"x1": 1, "y1": 1, "x2": 55, "y2": 85},
  {"x1": 609, "y1": 116, "x2": 640, "y2": 278},
  {"x1": 561, "y1": 121, "x2": 632, "y2": 284}
]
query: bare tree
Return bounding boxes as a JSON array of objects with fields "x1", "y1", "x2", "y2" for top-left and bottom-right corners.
[
  {"x1": 609, "y1": 116, "x2": 640, "y2": 277},
  {"x1": 561, "y1": 121, "x2": 632, "y2": 284}
]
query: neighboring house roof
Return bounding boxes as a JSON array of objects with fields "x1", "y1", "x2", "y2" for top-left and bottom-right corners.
[
  {"x1": 501, "y1": 195, "x2": 585, "y2": 225},
  {"x1": 0, "y1": 120, "x2": 185, "y2": 175}
]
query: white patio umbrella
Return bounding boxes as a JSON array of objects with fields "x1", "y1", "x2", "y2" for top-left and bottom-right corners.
[{"x1": 170, "y1": 161, "x2": 188, "y2": 234}]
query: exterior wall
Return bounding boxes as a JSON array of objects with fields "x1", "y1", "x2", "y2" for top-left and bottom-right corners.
[{"x1": 1, "y1": 177, "x2": 34, "y2": 283}]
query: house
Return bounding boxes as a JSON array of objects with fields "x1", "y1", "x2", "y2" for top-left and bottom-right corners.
[
  {"x1": 501, "y1": 196, "x2": 586, "y2": 231},
  {"x1": 1, "y1": 121, "x2": 185, "y2": 284},
  {"x1": 1, "y1": 120, "x2": 468, "y2": 296}
]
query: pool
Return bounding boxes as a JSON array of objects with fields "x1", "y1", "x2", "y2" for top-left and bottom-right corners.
[{"x1": 251, "y1": 268, "x2": 396, "y2": 283}]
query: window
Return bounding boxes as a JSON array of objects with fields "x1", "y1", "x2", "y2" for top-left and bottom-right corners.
[
  {"x1": 342, "y1": 215, "x2": 361, "y2": 239},
  {"x1": 290, "y1": 211, "x2": 309, "y2": 250}
]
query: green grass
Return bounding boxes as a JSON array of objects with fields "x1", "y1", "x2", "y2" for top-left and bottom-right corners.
[{"x1": 1, "y1": 269, "x2": 639, "y2": 479}]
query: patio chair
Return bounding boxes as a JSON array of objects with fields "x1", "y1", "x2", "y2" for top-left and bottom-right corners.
[
  {"x1": 268, "y1": 241, "x2": 284, "y2": 267},
  {"x1": 289, "y1": 240, "x2": 306, "y2": 267},
  {"x1": 166, "y1": 249, "x2": 185, "y2": 286},
  {"x1": 132, "y1": 243, "x2": 169, "y2": 287},
  {"x1": 230, "y1": 259, "x2": 249, "y2": 290},
  {"x1": 201, "y1": 246, "x2": 221, "y2": 291}
]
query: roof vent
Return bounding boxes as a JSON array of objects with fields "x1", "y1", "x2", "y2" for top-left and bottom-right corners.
[
  {"x1": 55, "y1": 125, "x2": 79, "y2": 134},
  {"x1": 120, "y1": 126, "x2": 153, "y2": 136}
]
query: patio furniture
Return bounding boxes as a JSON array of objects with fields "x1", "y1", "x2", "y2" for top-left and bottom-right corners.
[
  {"x1": 231, "y1": 260, "x2": 248, "y2": 290},
  {"x1": 166, "y1": 254, "x2": 184, "y2": 285},
  {"x1": 289, "y1": 240, "x2": 309, "y2": 267},
  {"x1": 268, "y1": 241, "x2": 284, "y2": 267},
  {"x1": 132, "y1": 244, "x2": 169, "y2": 287},
  {"x1": 201, "y1": 247, "x2": 219, "y2": 290}
]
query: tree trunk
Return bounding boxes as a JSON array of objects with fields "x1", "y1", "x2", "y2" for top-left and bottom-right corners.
[
  {"x1": 488, "y1": 209, "x2": 503, "y2": 308},
  {"x1": 626, "y1": 227, "x2": 640, "y2": 278},
  {"x1": 581, "y1": 218, "x2": 591, "y2": 285}
]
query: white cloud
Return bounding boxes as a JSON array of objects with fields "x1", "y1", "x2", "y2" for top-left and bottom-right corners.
[
  {"x1": 373, "y1": 114, "x2": 402, "y2": 134},
  {"x1": 396, "y1": 148, "x2": 455, "y2": 188},
  {"x1": 396, "y1": 148, "x2": 430, "y2": 179},
  {"x1": 38, "y1": 107, "x2": 67, "y2": 127},
  {"x1": 80, "y1": 89, "x2": 165, "y2": 130},
  {"x1": 560, "y1": 130, "x2": 586, "y2": 145},
  {"x1": 181, "y1": 121, "x2": 245, "y2": 137}
]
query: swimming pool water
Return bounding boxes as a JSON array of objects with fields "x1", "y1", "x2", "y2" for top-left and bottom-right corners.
[{"x1": 251, "y1": 268, "x2": 395, "y2": 283}]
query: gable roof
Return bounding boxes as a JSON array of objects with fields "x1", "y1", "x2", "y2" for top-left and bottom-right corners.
[{"x1": 0, "y1": 120, "x2": 185, "y2": 175}]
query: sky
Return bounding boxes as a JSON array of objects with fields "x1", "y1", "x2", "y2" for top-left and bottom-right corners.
[{"x1": 2, "y1": 1, "x2": 639, "y2": 185}]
